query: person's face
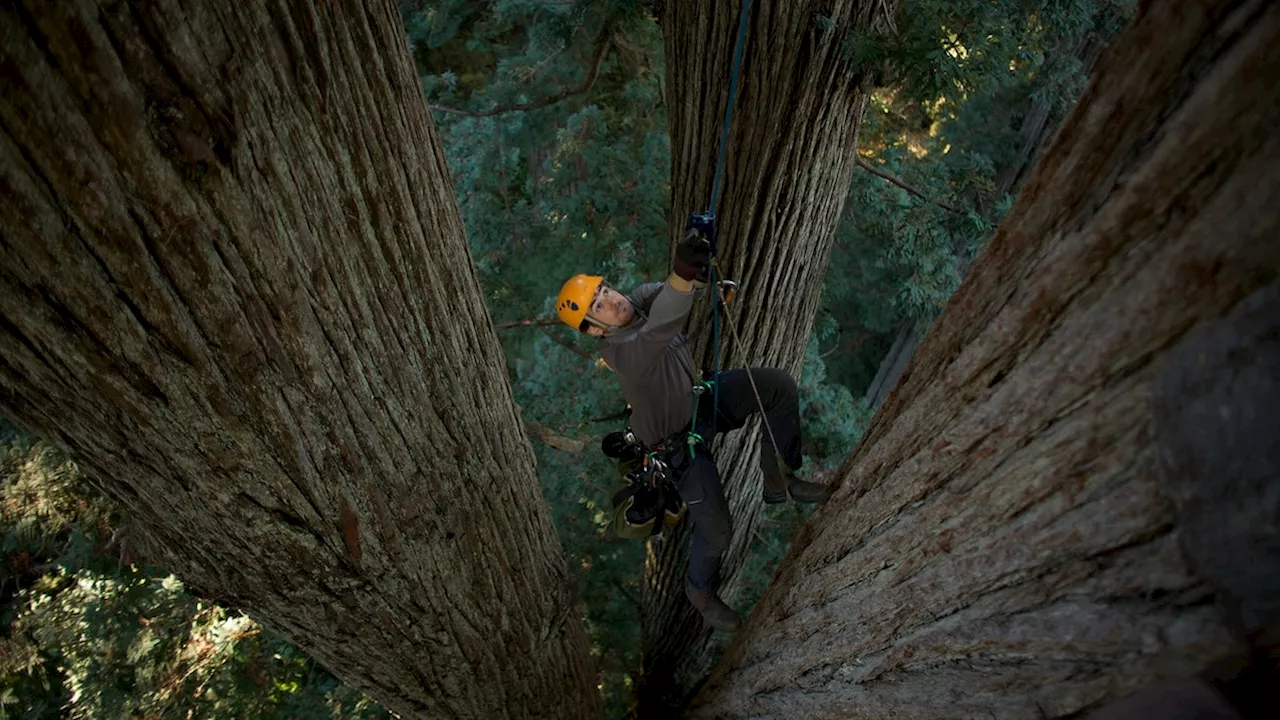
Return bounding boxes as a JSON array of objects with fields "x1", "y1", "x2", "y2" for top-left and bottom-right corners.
[{"x1": 585, "y1": 284, "x2": 634, "y2": 336}]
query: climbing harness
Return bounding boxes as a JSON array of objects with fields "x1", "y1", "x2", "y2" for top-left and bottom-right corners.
[
  {"x1": 605, "y1": 427, "x2": 688, "y2": 539},
  {"x1": 686, "y1": 379, "x2": 714, "y2": 453}
]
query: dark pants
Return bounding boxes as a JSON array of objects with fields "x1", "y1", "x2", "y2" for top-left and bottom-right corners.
[{"x1": 674, "y1": 368, "x2": 802, "y2": 591}]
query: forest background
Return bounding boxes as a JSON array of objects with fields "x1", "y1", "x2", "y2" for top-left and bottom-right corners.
[{"x1": 1, "y1": 0, "x2": 1134, "y2": 717}]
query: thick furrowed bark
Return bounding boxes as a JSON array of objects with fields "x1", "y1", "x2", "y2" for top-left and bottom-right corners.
[
  {"x1": 690, "y1": 0, "x2": 1280, "y2": 717},
  {"x1": 0, "y1": 1, "x2": 601, "y2": 718},
  {"x1": 638, "y1": 1, "x2": 898, "y2": 714}
]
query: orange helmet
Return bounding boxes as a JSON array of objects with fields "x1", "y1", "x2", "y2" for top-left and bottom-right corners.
[{"x1": 556, "y1": 274, "x2": 603, "y2": 332}]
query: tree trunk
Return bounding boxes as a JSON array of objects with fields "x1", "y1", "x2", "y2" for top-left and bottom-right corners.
[
  {"x1": 0, "y1": 2, "x2": 601, "y2": 718},
  {"x1": 636, "y1": 1, "x2": 899, "y2": 714},
  {"x1": 863, "y1": 321, "x2": 921, "y2": 409},
  {"x1": 691, "y1": 0, "x2": 1280, "y2": 717}
]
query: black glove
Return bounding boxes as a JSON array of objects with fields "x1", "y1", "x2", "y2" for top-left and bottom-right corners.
[{"x1": 673, "y1": 229, "x2": 712, "y2": 282}]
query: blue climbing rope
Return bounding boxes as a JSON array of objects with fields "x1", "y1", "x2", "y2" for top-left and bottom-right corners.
[
  {"x1": 707, "y1": 0, "x2": 752, "y2": 447},
  {"x1": 711, "y1": 262, "x2": 721, "y2": 433},
  {"x1": 709, "y1": 0, "x2": 754, "y2": 216}
]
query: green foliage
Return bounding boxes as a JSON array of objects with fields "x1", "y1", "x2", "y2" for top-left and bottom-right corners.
[
  {"x1": 403, "y1": 0, "x2": 472, "y2": 52},
  {"x1": 413, "y1": 4, "x2": 669, "y2": 340},
  {"x1": 0, "y1": 425, "x2": 386, "y2": 720},
  {"x1": 821, "y1": 0, "x2": 1135, "y2": 397},
  {"x1": 409, "y1": 6, "x2": 673, "y2": 710},
  {"x1": 852, "y1": 0, "x2": 1111, "y2": 104},
  {"x1": 797, "y1": 319, "x2": 874, "y2": 470},
  {"x1": 1, "y1": 423, "x2": 118, "y2": 626},
  {"x1": 10, "y1": 573, "x2": 382, "y2": 720},
  {"x1": 828, "y1": 149, "x2": 968, "y2": 333}
]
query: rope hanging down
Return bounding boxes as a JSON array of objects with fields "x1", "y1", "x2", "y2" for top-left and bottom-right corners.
[
  {"x1": 688, "y1": 0, "x2": 783, "y2": 467},
  {"x1": 709, "y1": 0, "x2": 754, "y2": 216},
  {"x1": 712, "y1": 257, "x2": 789, "y2": 479},
  {"x1": 711, "y1": 0, "x2": 754, "y2": 429}
]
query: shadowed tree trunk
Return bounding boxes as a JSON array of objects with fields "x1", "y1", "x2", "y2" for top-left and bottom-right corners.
[
  {"x1": 636, "y1": 0, "x2": 899, "y2": 714},
  {"x1": 863, "y1": 321, "x2": 922, "y2": 409},
  {"x1": 689, "y1": 0, "x2": 1280, "y2": 716},
  {"x1": 0, "y1": 1, "x2": 601, "y2": 718}
]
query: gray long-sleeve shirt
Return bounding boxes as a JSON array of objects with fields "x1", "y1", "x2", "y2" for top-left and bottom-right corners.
[{"x1": 602, "y1": 281, "x2": 703, "y2": 446}]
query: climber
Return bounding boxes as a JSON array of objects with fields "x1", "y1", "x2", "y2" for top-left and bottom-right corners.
[{"x1": 554, "y1": 229, "x2": 832, "y2": 632}]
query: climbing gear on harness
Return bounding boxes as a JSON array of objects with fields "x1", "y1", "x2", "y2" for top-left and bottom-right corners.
[
  {"x1": 610, "y1": 449, "x2": 687, "y2": 539},
  {"x1": 606, "y1": 427, "x2": 687, "y2": 539},
  {"x1": 686, "y1": 580, "x2": 742, "y2": 632},
  {"x1": 556, "y1": 274, "x2": 604, "y2": 332},
  {"x1": 602, "y1": 428, "x2": 640, "y2": 458},
  {"x1": 686, "y1": 379, "x2": 714, "y2": 458}
]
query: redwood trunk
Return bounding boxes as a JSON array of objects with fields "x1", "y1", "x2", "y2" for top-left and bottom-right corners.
[
  {"x1": 692, "y1": 0, "x2": 1280, "y2": 717},
  {"x1": 0, "y1": 1, "x2": 600, "y2": 718},
  {"x1": 638, "y1": 0, "x2": 898, "y2": 713}
]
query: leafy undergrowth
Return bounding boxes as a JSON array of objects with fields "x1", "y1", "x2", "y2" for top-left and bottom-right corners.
[{"x1": 0, "y1": 421, "x2": 386, "y2": 720}]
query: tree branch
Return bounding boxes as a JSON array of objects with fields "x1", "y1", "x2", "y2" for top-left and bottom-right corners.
[
  {"x1": 431, "y1": 25, "x2": 613, "y2": 119},
  {"x1": 588, "y1": 407, "x2": 631, "y2": 424},
  {"x1": 612, "y1": 579, "x2": 641, "y2": 612},
  {"x1": 856, "y1": 157, "x2": 964, "y2": 214},
  {"x1": 613, "y1": 32, "x2": 655, "y2": 56},
  {"x1": 540, "y1": 326, "x2": 595, "y2": 361},
  {"x1": 526, "y1": 421, "x2": 588, "y2": 453},
  {"x1": 496, "y1": 317, "x2": 562, "y2": 329}
]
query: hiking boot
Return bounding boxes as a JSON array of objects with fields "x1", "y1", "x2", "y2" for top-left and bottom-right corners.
[
  {"x1": 763, "y1": 471, "x2": 832, "y2": 505},
  {"x1": 685, "y1": 583, "x2": 741, "y2": 632}
]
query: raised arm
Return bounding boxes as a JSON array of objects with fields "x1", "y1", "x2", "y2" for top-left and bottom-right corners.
[
  {"x1": 606, "y1": 231, "x2": 711, "y2": 377},
  {"x1": 628, "y1": 282, "x2": 666, "y2": 313}
]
